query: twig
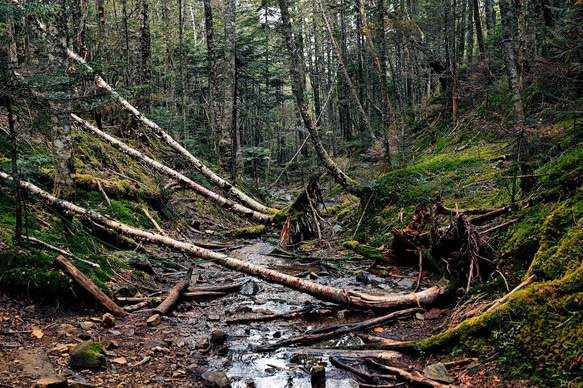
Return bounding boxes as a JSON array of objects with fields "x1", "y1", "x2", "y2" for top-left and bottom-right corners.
[
  {"x1": 352, "y1": 194, "x2": 373, "y2": 239},
  {"x1": 143, "y1": 208, "x2": 167, "y2": 236}
]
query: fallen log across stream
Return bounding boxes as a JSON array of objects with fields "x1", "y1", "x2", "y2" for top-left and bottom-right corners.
[{"x1": 1, "y1": 171, "x2": 449, "y2": 311}]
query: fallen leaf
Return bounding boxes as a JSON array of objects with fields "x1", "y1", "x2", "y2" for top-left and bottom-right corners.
[
  {"x1": 374, "y1": 327, "x2": 385, "y2": 332},
  {"x1": 31, "y1": 329, "x2": 43, "y2": 339},
  {"x1": 112, "y1": 357, "x2": 128, "y2": 365}
]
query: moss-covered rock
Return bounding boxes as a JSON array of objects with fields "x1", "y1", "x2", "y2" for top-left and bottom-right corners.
[{"x1": 69, "y1": 341, "x2": 106, "y2": 371}]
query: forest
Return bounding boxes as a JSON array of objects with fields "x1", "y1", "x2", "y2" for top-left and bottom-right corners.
[{"x1": 0, "y1": 0, "x2": 582, "y2": 386}]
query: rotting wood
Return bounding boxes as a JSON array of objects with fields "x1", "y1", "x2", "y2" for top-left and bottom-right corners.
[
  {"x1": 468, "y1": 206, "x2": 510, "y2": 225},
  {"x1": 382, "y1": 203, "x2": 431, "y2": 263},
  {"x1": 71, "y1": 114, "x2": 272, "y2": 224},
  {"x1": 257, "y1": 307, "x2": 423, "y2": 351},
  {"x1": 152, "y1": 269, "x2": 192, "y2": 316},
  {"x1": 53, "y1": 255, "x2": 126, "y2": 317},
  {"x1": 435, "y1": 201, "x2": 503, "y2": 216},
  {"x1": 366, "y1": 358, "x2": 451, "y2": 388},
  {"x1": 1, "y1": 172, "x2": 449, "y2": 311}
]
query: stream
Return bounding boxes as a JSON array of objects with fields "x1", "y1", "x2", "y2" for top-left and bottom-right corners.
[{"x1": 174, "y1": 241, "x2": 419, "y2": 387}]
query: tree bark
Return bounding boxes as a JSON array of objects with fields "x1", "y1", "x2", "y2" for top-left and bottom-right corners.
[
  {"x1": 152, "y1": 270, "x2": 191, "y2": 316},
  {"x1": 137, "y1": 0, "x2": 152, "y2": 114},
  {"x1": 203, "y1": 0, "x2": 219, "y2": 152},
  {"x1": 500, "y1": 0, "x2": 525, "y2": 125},
  {"x1": 277, "y1": 0, "x2": 365, "y2": 198},
  {"x1": 219, "y1": 0, "x2": 237, "y2": 180},
  {"x1": 46, "y1": 0, "x2": 76, "y2": 202},
  {"x1": 71, "y1": 114, "x2": 272, "y2": 224},
  {"x1": 53, "y1": 255, "x2": 126, "y2": 317},
  {"x1": 1, "y1": 171, "x2": 449, "y2": 310}
]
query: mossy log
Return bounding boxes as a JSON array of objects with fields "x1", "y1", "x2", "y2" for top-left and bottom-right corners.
[
  {"x1": 225, "y1": 225, "x2": 266, "y2": 238},
  {"x1": 341, "y1": 241, "x2": 384, "y2": 261}
]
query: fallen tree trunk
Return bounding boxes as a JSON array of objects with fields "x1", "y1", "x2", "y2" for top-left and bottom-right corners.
[
  {"x1": 2, "y1": 171, "x2": 449, "y2": 310},
  {"x1": 53, "y1": 255, "x2": 126, "y2": 317},
  {"x1": 64, "y1": 52, "x2": 273, "y2": 216},
  {"x1": 257, "y1": 307, "x2": 423, "y2": 351},
  {"x1": 152, "y1": 269, "x2": 192, "y2": 316},
  {"x1": 71, "y1": 114, "x2": 272, "y2": 224}
]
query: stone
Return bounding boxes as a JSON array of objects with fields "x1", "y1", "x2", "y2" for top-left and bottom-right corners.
[
  {"x1": 106, "y1": 340, "x2": 119, "y2": 349},
  {"x1": 34, "y1": 376, "x2": 67, "y2": 388},
  {"x1": 54, "y1": 324, "x2": 75, "y2": 337},
  {"x1": 423, "y1": 362, "x2": 454, "y2": 384},
  {"x1": 113, "y1": 252, "x2": 156, "y2": 275},
  {"x1": 211, "y1": 328, "x2": 227, "y2": 346},
  {"x1": 144, "y1": 339, "x2": 169, "y2": 350},
  {"x1": 79, "y1": 321, "x2": 95, "y2": 331},
  {"x1": 397, "y1": 278, "x2": 415, "y2": 288},
  {"x1": 102, "y1": 313, "x2": 115, "y2": 328},
  {"x1": 69, "y1": 342, "x2": 107, "y2": 371},
  {"x1": 240, "y1": 281, "x2": 259, "y2": 296},
  {"x1": 147, "y1": 314, "x2": 161, "y2": 326},
  {"x1": 201, "y1": 370, "x2": 231, "y2": 388}
]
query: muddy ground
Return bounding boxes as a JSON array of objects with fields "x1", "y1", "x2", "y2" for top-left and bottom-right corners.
[{"x1": 0, "y1": 241, "x2": 530, "y2": 387}]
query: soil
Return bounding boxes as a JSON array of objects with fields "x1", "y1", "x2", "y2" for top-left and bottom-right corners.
[{"x1": 0, "y1": 241, "x2": 532, "y2": 388}]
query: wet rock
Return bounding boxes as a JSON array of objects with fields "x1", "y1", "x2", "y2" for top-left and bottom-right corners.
[
  {"x1": 69, "y1": 341, "x2": 106, "y2": 371},
  {"x1": 18, "y1": 349, "x2": 59, "y2": 379},
  {"x1": 147, "y1": 314, "x2": 161, "y2": 326},
  {"x1": 34, "y1": 376, "x2": 67, "y2": 388},
  {"x1": 102, "y1": 313, "x2": 115, "y2": 328},
  {"x1": 201, "y1": 370, "x2": 231, "y2": 388},
  {"x1": 397, "y1": 278, "x2": 415, "y2": 288},
  {"x1": 211, "y1": 328, "x2": 227, "y2": 346},
  {"x1": 113, "y1": 252, "x2": 155, "y2": 275},
  {"x1": 310, "y1": 365, "x2": 326, "y2": 388},
  {"x1": 144, "y1": 339, "x2": 169, "y2": 349},
  {"x1": 423, "y1": 362, "x2": 454, "y2": 384},
  {"x1": 240, "y1": 281, "x2": 259, "y2": 296}
]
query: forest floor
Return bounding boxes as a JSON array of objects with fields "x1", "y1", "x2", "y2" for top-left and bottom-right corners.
[{"x1": 0, "y1": 239, "x2": 533, "y2": 388}]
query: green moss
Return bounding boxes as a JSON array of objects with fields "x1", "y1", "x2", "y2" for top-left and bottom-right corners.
[
  {"x1": 69, "y1": 341, "x2": 106, "y2": 371},
  {"x1": 341, "y1": 240, "x2": 384, "y2": 261},
  {"x1": 226, "y1": 225, "x2": 266, "y2": 238}
]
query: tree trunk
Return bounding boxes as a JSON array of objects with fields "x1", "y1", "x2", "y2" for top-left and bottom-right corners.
[
  {"x1": 96, "y1": 0, "x2": 105, "y2": 58},
  {"x1": 71, "y1": 114, "x2": 272, "y2": 224},
  {"x1": 137, "y1": 0, "x2": 152, "y2": 114},
  {"x1": 53, "y1": 255, "x2": 126, "y2": 317},
  {"x1": 219, "y1": 0, "x2": 236, "y2": 179},
  {"x1": 277, "y1": 0, "x2": 365, "y2": 198},
  {"x1": 2, "y1": 171, "x2": 449, "y2": 310},
  {"x1": 500, "y1": 0, "x2": 525, "y2": 125},
  {"x1": 46, "y1": 0, "x2": 76, "y2": 202},
  {"x1": 203, "y1": 0, "x2": 219, "y2": 152},
  {"x1": 318, "y1": 0, "x2": 377, "y2": 142}
]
